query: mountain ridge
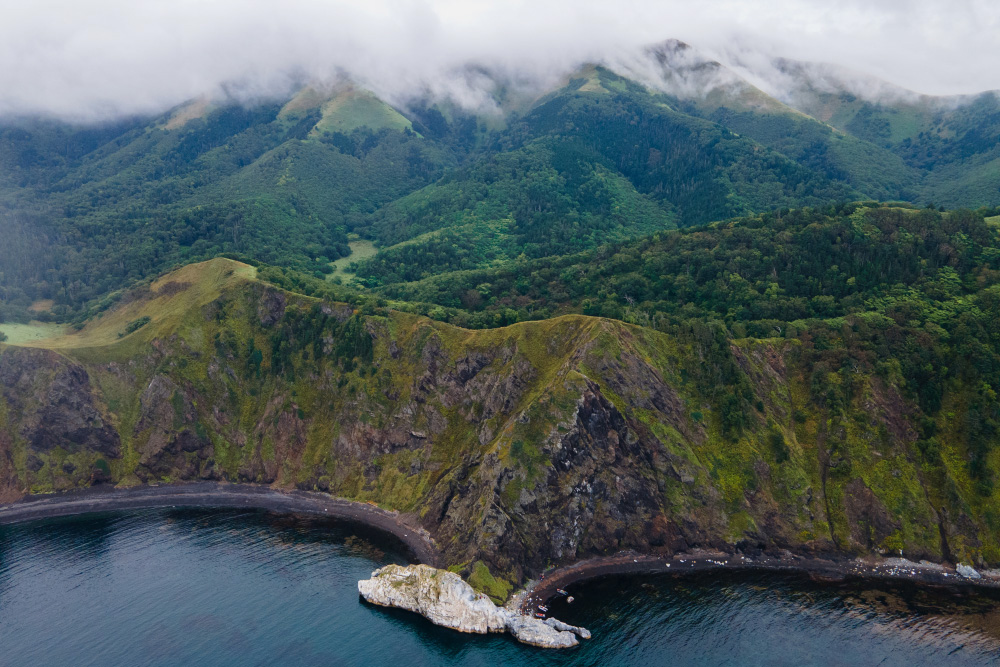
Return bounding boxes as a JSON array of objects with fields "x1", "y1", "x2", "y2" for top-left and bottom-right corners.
[
  {"x1": 2, "y1": 222, "x2": 1000, "y2": 597},
  {"x1": 2, "y1": 43, "x2": 998, "y2": 324}
]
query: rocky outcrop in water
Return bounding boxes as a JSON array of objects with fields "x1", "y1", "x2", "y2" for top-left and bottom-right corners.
[{"x1": 357, "y1": 564, "x2": 590, "y2": 648}]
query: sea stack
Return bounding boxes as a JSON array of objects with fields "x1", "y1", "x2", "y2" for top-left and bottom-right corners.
[{"x1": 357, "y1": 564, "x2": 590, "y2": 648}]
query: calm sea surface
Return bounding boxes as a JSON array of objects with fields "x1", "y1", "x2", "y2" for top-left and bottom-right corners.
[{"x1": 1, "y1": 508, "x2": 999, "y2": 666}]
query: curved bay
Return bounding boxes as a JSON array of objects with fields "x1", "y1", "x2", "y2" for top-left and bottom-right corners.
[{"x1": 1, "y1": 509, "x2": 999, "y2": 666}]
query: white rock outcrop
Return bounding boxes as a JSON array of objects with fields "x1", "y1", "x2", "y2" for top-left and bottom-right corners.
[
  {"x1": 957, "y1": 563, "x2": 982, "y2": 579},
  {"x1": 357, "y1": 564, "x2": 590, "y2": 648}
]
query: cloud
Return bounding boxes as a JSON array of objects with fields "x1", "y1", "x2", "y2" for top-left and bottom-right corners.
[{"x1": 1, "y1": 0, "x2": 998, "y2": 121}]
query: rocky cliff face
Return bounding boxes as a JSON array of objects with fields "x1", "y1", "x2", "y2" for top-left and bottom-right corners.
[
  {"x1": 2, "y1": 259, "x2": 999, "y2": 597},
  {"x1": 0, "y1": 347, "x2": 120, "y2": 491}
]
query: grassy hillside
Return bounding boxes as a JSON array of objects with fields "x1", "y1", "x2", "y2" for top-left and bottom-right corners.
[
  {"x1": 770, "y1": 62, "x2": 1000, "y2": 208},
  {"x1": 4, "y1": 248, "x2": 1000, "y2": 596},
  {"x1": 703, "y1": 107, "x2": 919, "y2": 201},
  {"x1": 33, "y1": 260, "x2": 257, "y2": 352},
  {"x1": 312, "y1": 88, "x2": 414, "y2": 135}
]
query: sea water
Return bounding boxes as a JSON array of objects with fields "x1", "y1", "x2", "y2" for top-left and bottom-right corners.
[{"x1": 1, "y1": 509, "x2": 998, "y2": 666}]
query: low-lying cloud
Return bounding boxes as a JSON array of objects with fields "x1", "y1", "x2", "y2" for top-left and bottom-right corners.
[{"x1": 2, "y1": 0, "x2": 998, "y2": 121}]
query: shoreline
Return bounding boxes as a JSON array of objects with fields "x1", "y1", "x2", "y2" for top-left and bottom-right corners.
[
  {"x1": 0, "y1": 482, "x2": 440, "y2": 567},
  {"x1": 5, "y1": 483, "x2": 1000, "y2": 613},
  {"x1": 518, "y1": 549, "x2": 1000, "y2": 613}
]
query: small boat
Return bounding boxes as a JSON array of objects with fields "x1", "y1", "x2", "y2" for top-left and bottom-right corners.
[
  {"x1": 555, "y1": 588, "x2": 569, "y2": 596},
  {"x1": 537, "y1": 605, "x2": 549, "y2": 613},
  {"x1": 534, "y1": 612, "x2": 546, "y2": 619},
  {"x1": 566, "y1": 596, "x2": 575, "y2": 604}
]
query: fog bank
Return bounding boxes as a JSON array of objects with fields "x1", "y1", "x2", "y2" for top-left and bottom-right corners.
[{"x1": 2, "y1": 0, "x2": 997, "y2": 121}]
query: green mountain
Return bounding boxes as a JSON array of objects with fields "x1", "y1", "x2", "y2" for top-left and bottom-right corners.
[
  {"x1": 0, "y1": 96, "x2": 452, "y2": 320},
  {"x1": 773, "y1": 59, "x2": 1000, "y2": 206},
  {"x1": 4, "y1": 39, "x2": 1000, "y2": 601},
  {"x1": 614, "y1": 42, "x2": 1000, "y2": 207},
  {"x1": 4, "y1": 210, "x2": 1000, "y2": 594},
  {"x1": 2, "y1": 51, "x2": 999, "y2": 321}
]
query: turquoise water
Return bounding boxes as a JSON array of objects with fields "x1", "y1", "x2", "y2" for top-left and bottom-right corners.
[{"x1": 1, "y1": 509, "x2": 999, "y2": 666}]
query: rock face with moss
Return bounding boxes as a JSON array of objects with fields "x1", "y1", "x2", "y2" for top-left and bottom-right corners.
[
  {"x1": 357, "y1": 564, "x2": 589, "y2": 648},
  {"x1": 3, "y1": 258, "x2": 1000, "y2": 599}
]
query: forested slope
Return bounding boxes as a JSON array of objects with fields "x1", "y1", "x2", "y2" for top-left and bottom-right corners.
[
  {"x1": 4, "y1": 251, "x2": 1000, "y2": 599},
  {"x1": 2, "y1": 62, "x2": 998, "y2": 323}
]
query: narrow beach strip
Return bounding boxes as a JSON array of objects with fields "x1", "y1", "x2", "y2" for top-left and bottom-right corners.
[
  {"x1": 519, "y1": 549, "x2": 1000, "y2": 613},
  {"x1": 0, "y1": 482, "x2": 440, "y2": 566}
]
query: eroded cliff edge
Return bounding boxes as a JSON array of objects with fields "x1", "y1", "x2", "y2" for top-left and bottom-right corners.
[{"x1": 2, "y1": 258, "x2": 999, "y2": 599}]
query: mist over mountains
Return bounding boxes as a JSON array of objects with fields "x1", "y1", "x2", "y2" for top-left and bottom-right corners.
[
  {"x1": 2, "y1": 0, "x2": 999, "y2": 122},
  {"x1": 1, "y1": 5, "x2": 999, "y2": 325},
  {"x1": 2, "y1": 43, "x2": 998, "y2": 325}
]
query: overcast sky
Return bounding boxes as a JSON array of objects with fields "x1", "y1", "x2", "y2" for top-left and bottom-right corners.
[{"x1": 2, "y1": 0, "x2": 998, "y2": 121}]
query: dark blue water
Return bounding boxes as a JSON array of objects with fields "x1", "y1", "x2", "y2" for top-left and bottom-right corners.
[{"x1": 1, "y1": 509, "x2": 999, "y2": 666}]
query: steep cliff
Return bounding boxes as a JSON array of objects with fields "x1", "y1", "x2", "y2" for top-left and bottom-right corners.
[{"x1": 2, "y1": 258, "x2": 999, "y2": 598}]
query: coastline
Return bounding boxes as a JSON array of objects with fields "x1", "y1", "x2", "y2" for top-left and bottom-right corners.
[
  {"x1": 518, "y1": 549, "x2": 1000, "y2": 613},
  {"x1": 0, "y1": 482, "x2": 440, "y2": 567},
  {"x1": 5, "y1": 483, "x2": 1000, "y2": 613}
]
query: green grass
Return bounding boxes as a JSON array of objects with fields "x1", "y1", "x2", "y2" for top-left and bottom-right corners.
[
  {"x1": 380, "y1": 219, "x2": 511, "y2": 253},
  {"x1": 573, "y1": 65, "x2": 612, "y2": 94},
  {"x1": 466, "y1": 560, "x2": 512, "y2": 604},
  {"x1": 24, "y1": 258, "x2": 255, "y2": 351},
  {"x1": 328, "y1": 239, "x2": 378, "y2": 279},
  {"x1": 311, "y1": 88, "x2": 412, "y2": 135},
  {"x1": 0, "y1": 321, "x2": 67, "y2": 345},
  {"x1": 277, "y1": 86, "x2": 328, "y2": 120}
]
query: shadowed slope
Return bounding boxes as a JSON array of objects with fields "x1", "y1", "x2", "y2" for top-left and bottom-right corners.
[{"x1": 4, "y1": 255, "x2": 1000, "y2": 599}]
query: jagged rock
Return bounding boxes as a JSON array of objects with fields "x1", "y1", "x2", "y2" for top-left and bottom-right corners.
[
  {"x1": 257, "y1": 288, "x2": 286, "y2": 326},
  {"x1": 957, "y1": 563, "x2": 982, "y2": 579},
  {"x1": 358, "y1": 564, "x2": 504, "y2": 634},
  {"x1": 0, "y1": 347, "x2": 121, "y2": 458},
  {"x1": 544, "y1": 617, "x2": 592, "y2": 639},
  {"x1": 357, "y1": 564, "x2": 590, "y2": 648}
]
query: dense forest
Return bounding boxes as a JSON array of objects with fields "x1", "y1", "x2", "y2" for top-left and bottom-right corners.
[
  {"x1": 1, "y1": 63, "x2": 998, "y2": 325},
  {"x1": 0, "y1": 107, "x2": 452, "y2": 322},
  {"x1": 266, "y1": 203, "x2": 1000, "y2": 504}
]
